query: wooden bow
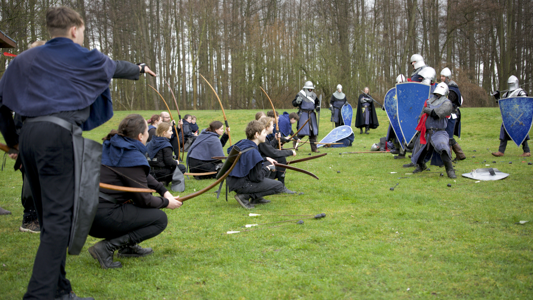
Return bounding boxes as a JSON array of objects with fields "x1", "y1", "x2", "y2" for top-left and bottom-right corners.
[
  {"x1": 179, "y1": 152, "x2": 242, "y2": 201},
  {"x1": 273, "y1": 162, "x2": 319, "y2": 180},
  {"x1": 184, "y1": 172, "x2": 217, "y2": 176},
  {"x1": 99, "y1": 183, "x2": 155, "y2": 193},
  {"x1": 162, "y1": 79, "x2": 185, "y2": 161},
  {"x1": 0, "y1": 142, "x2": 18, "y2": 154},
  {"x1": 148, "y1": 84, "x2": 182, "y2": 157},
  {"x1": 200, "y1": 74, "x2": 232, "y2": 145},
  {"x1": 287, "y1": 153, "x2": 327, "y2": 165},
  {"x1": 259, "y1": 86, "x2": 281, "y2": 149},
  {"x1": 288, "y1": 118, "x2": 309, "y2": 141}
]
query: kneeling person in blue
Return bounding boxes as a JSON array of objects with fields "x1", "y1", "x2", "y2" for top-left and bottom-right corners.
[
  {"x1": 258, "y1": 117, "x2": 298, "y2": 194},
  {"x1": 89, "y1": 114, "x2": 182, "y2": 269},
  {"x1": 226, "y1": 120, "x2": 285, "y2": 209},
  {"x1": 146, "y1": 122, "x2": 187, "y2": 185},
  {"x1": 187, "y1": 120, "x2": 230, "y2": 179}
]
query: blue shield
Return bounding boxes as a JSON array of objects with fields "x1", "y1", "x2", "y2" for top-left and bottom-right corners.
[
  {"x1": 317, "y1": 125, "x2": 353, "y2": 148},
  {"x1": 341, "y1": 104, "x2": 353, "y2": 126},
  {"x1": 396, "y1": 82, "x2": 431, "y2": 144},
  {"x1": 499, "y1": 97, "x2": 533, "y2": 147},
  {"x1": 384, "y1": 87, "x2": 405, "y2": 149}
]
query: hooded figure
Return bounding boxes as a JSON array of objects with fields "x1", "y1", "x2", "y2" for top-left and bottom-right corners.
[{"x1": 355, "y1": 87, "x2": 379, "y2": 134}]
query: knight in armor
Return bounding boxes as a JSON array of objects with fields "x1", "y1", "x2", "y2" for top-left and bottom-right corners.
[
  {"x1": 355, "y1": 87, "x2": 379, "y2": 134},
  {"x1": 388, "y1": 74, "x2": 408, "y2": 159},
  {"x1": 491, "y1": 75, "x2": 531, "y2": 157},
  {"x1": 292, "y1": 81, "x2": 321, "y2": 152},
  {"x1": 409, "y1": 54, "x2": 435, "y2": 85},
  {"x1": 440, "y1": 68, "x2": 466, "y2": 161},
  {"x1": 411, "y1": 83, "x2": 457, "y2": 178},
  {"x1": 330, "y1": 84, "x2": 347, "y2": 127},
  {"x1": 402, "y1": 56, "x2": 437, "y2": 168}
]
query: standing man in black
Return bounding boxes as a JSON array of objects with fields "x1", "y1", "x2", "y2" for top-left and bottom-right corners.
[
  {"x1": 355, "y1": 87, "x2": 379, "y2": 134},
  {"x1": 0, "y1": 7, "x2": 156, "y2": 300}
]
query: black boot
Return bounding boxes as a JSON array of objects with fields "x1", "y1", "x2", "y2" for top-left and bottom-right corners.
[
  {"x1": 360, "y1": 128, "x2": 363, "y2": 134},
  {"x1": 365, "y1": 126, "x2": 370, "y2": 134},
  {"x1": 117, "y1": 244, "x2": 153, "y2": 258},
  {"x1": 88, "y1": 234, "x2": 131, "y2": 269},
  {"x1": 413, "y1": 162, "x2": 427, "y2": 173},
  {"x1": 442, "y1": 154, "x2": 456, "y2": 179}
]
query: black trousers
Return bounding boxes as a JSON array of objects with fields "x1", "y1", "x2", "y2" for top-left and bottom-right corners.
[
  {"x1": 19, "y1": 122, "x2": 74, "y2": 299},
  {"x1": 499, "y1": 139, "x2": 530, "y2": 153},
  {"x1": 89, "y1": 202, "x2": 167, "y2": 244},
  {"x1": 233, "y1": 178, "x2": 284, "y2": 200},
  {"x1": 151, "y1": 164, "x2": 186, "y2": 184},
  {"x1": 20, "y1": 171, "x2": 37, "y2": 222},
  {"x1": 188, "y1": 157, "x2": 221, "y2": 179}
]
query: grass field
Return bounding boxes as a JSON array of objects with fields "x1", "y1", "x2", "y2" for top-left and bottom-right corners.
[{"x1": 1, "y1": 108, "x2": 532, "y2": 299}]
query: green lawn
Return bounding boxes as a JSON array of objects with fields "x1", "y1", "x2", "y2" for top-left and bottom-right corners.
[{"x1": 1, "y1": 108, "x2": 532, "y2": 299}]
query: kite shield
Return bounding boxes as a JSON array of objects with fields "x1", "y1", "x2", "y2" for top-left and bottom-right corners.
[
  {"x1": 396, "y1": 82, "x2": 431, "y2": 145},
  {"x1": 317, "y1": 125, "x2": 353, "y2": 148},
  {"x1": 384, "y1": 87, "x2": 405, "y2": 149},
  {"x1": 341, "y1": 103, "x2": 353, "y2": 126},
  {"x1": 499, "y1": 97, "x2": 533, "y2": 147}
]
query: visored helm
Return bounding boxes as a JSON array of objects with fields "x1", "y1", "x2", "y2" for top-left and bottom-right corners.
[
  {"x1": 396, "y1": 74, "x2": 406, "y2": 84},
  {"x1": 433, "y1": 82, "x2": 449, "y2": 97},
  {"x1": 303, "y1": 81, "x2": 315, "y2": 90},
  {"x1": 336, "y1": 84, "x2": 342, "y2": 91},
  {"x1": 440, "y1": 67, "x2": 451, "y2": 78},
  {"x1": 410, "y1": 54, "x2": 425, "y2": 69},
  {"x1": 370, "y1": 143, "x2": 380, "y2": 151},
  {"x1": 508, "y1": 75, "x2": 519, "y2": 91}
]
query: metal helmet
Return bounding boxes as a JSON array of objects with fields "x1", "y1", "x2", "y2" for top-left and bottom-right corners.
[
  {"x1": 336, "y1": 84, "x2": 342, "y2": 91},
  {"x1": 396, "y1": 74, "x2": 406, "y2": 84},
  {"x1": 370, "y1": 143, "x2": 380, "y2": 151},
  {"x1": 410, "y1": 54, "x2": 425, "y2": 69},
  {"x1": 419, "y1": 67, "x2": 436, "y2": 85},
  {"x1": 440, "y1": 67, "x2": 452, "y2": 78},
  {"x1": 507, "y1": 75, "x2": 519, "y2": 91},
  {"x1": 303, "y1": 81, "x2": 315, "y2": 90},
  {"x1": 433, "y1": 82, "x2": 449, "y2": 96}
]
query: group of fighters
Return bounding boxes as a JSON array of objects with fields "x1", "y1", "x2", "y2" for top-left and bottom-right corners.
[{"x1": 0, "y1": 6, "x2": 530, "y2": 300}]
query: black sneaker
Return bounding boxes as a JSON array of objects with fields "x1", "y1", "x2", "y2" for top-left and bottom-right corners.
[
  {"x1": 234, "y1": 194, "x2": 254, "y2": 209},
  {"x1": 0, "y1": 207, "x2": 11, "y2": 215},
  {"x1": 394, "y1": 155, "x2": 406, "y2": 159},
  {"x1": 403, "y1": 162, "x2": 415, "y2": 168},
  {"x1": 20, "y1": 219, "x2": 40, "y2": 233},
  {"x1": 251, "y1": 197, "x2": 271, "y2": 204}
]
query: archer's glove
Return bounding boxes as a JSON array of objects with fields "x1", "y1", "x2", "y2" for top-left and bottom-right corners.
[
  {"x1": 316, "y1": 107, "x2": 321, "y2": 113},
  {"x1": 422, "y1": 107, "x2": 433, "y2": 114}
]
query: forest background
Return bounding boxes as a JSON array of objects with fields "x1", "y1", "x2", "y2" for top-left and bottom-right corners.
[{"x1": 1, "y1": 0, "x2": 532, "y2": 111}]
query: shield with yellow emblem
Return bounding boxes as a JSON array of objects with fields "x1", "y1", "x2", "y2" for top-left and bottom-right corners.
[{"x1": 499, "y1": 97, "x2": 533, "y2": 146}]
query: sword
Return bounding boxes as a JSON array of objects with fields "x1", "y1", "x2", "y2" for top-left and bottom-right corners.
[{"x1": 362, "y1": 91, "x2": 383, "y2": 108}]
